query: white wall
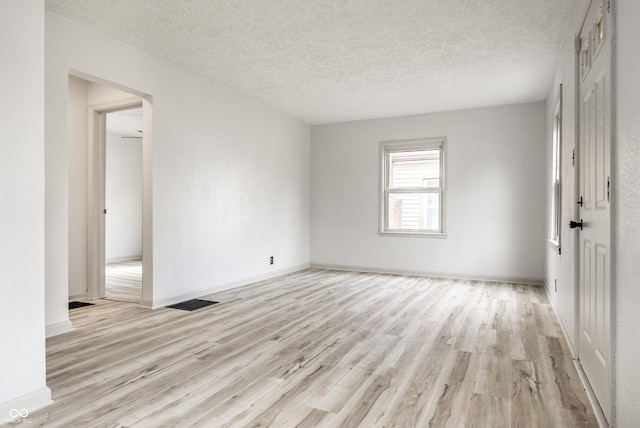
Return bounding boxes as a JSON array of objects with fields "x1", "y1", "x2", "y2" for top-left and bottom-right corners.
[
  {"x1": 311, "y1": 103, "x2": 546, "y2": 282},
  {"x1": 45, "y1": 10, "x2": 310, "y2": 323},
  {"x1": 615, "y1": 0, "x2": 640, "y2": 425},
  {"x1": 0, "y1": 0, "x2": 52, "y2": 419},
  {"x1": 544, "y1": 0, "x2": 588, "y2": 352},
  {"x1": 105, "y1": 131, "x2": 143, "y2": 261}
]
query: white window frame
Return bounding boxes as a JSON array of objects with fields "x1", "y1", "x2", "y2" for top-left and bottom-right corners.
[
  {"x1": 379, "y1": 137, "x2": 446, "y2": 237},
  {"x1": 549, "y1": 85, "x2": 562, "y2": 252}
]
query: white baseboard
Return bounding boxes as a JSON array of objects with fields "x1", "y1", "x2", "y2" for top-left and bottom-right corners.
[
  {"x1": 542, "y1": 281, "x2": 608, "y2": 426},
  {"x1": 150, "y1": 263, "x2": 311, "y2": 309},
  {"x1": 0, "y1": 387, "x2": 52, "y2": 424},
  {"x1": 542, "y1": 280, "x2": 576, "y2": 356},
  {"x1": 45, "y1": 320, "x2": 74, "y2": 338},
  {"x1": 311, "y1": 263, "x2": 544, "y2": 286}
]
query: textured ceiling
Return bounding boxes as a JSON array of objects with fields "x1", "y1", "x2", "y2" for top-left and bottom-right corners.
[{"x1": 45, "y1": 0, "x2": 575, "y2": 124}]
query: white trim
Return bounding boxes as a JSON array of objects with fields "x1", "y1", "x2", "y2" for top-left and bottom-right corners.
[
  {"x1": 146, "y1": 264, "x2": 311, "y2": 309},
  {"x1": 311, "y1": 263, "x2": 543, "y2": 286},
  {"x1": 0, "y1": 387, "x2": 52, "y2": 424},
  {"x1": 141, "y1": 96, "x2": 154, "y2": 306},
  {"x1": 547, "y1": 238, "x2": 561, "y2": 254},
  {"x1": 45, "y1": 320, "x2": 74, "y2": 338},
  {"x1": 87, "y1": 108, "x2": 107, "y2": 300},
  {"x1": 378, "y1": 231, "x2": 448, "y2": 239}
]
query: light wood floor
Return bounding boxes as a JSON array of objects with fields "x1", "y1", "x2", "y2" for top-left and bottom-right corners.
[
  {"x1": 15, "y1": 269, "x2": 597, "y2": 427},
  {"x1": 105, "y1": 259, "x2": 142, "y2": 303}
]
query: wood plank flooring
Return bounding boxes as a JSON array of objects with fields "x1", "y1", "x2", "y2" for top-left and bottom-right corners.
[
  {"x1": 10, "y1": 269, "x2": 597, "y2": 427},
  {"x1": 105, "y1": 259, "x2": 142, "y2": 303}
]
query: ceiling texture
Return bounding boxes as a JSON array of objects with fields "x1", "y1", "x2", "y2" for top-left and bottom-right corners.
[{"x1": 45, "y1": 0, "x2": 575, "y2": 125}]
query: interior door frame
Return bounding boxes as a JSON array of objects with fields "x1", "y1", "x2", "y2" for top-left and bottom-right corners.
[{"x1": 87, "y1": 96, "x2": 154, "y2": 307}]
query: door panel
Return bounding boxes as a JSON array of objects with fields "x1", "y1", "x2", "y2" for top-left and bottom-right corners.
[
  {"x1": 581, "y1": 90, "x2": 593, "y2": 210},
  {"x1": 577, "y1": 0, "x2": 612, "y2": 421},
  {"x1": 595, "y1": 72, "x2": 607, "y2": 210},
  {"x1": 581, "y1": 240, "x2": 593, "y2": 341}
]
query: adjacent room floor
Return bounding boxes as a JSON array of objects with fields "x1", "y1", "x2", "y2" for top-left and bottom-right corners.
[
  {"x1": 20, "y1": 269, "x2": 597, "y2": 427},
  {"x1": 105, "y1": 258, "x2": 142, "y2": 303}
]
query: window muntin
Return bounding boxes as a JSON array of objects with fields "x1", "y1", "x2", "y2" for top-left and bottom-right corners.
[{"x1": 381, "y1": 138, "x2": 445, "y2": 236}]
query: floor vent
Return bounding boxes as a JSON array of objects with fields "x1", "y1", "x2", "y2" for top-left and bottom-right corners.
[
  {"x1": 166, "y1": 299, "x2": 219, "y2": 312},
  {"x1": 69, "y1": 301, "x2": 95, "y2": 310}
]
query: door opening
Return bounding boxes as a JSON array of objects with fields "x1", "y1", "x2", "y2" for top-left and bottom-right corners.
[
  {"x1": 66, "y1": 74, "x2": 153, "y2": 310},
  {"x1": 104, "y1": 108, "x2": 143, "y2": 303}
]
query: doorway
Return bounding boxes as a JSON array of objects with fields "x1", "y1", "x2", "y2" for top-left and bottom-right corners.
[
  {"x1": 67, "y1": 74, "x2": 153, "y2": 309},
  {"x1": 104, "y1": 108, "x2": 143, "y2": 303}
]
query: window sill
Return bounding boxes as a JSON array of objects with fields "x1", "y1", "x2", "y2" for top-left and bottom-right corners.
[
  {"x1": 548, "y1": 239, "x2": 561, "y2": 254},
  {"x1": 379, "y1": 231, "x2": 447, "y2": 239}
]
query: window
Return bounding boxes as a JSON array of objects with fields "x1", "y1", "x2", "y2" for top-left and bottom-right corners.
[
  {"x1": 550, "y1": 85, "x2": 562, "y2": 250},
  {"x1": 380, "y1": 138, "x2": 446, "y2": 236},
  {"x1": 592, "y1": 7, "x2": 604, "y2": 59},
  {"x1": 580, "y1": 35, "x2": 591, "y2": 80}
]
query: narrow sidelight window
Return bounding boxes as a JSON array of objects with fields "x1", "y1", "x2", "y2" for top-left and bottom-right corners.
[
  {"x1": 550, "y1": 85, "x2": 562, "y2": 249},
  {"x1": 380, "y1": 138, "x2": 446, "y2": 236}
]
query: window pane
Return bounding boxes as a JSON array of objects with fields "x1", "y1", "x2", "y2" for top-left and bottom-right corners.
[
  {"x1": 389, "y1": 150, "x2": 440, "y2": 189},
  {"x1": 388, "y1": 192, "x2": 440, "y2": 231},
  {"x1": 549, "y1": 93, "x2": 562, "y2": 245},
  {"x1": 424, "y1": 178, "x2": 440, "y2": 188}
]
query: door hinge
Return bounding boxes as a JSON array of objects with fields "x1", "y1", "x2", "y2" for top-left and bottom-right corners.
[
  {"x1": 607, "y1": 176, "x2": 611, "y2": 202},
  {"x1": 575, "y1": 37, "x2": 581, "y2": 53},
  {"x1": 572, "y1": 149, "x2": 575, "y2": 166},
  {"x1": 607, "y1": 0, "x2": 611, "y2": 14}
]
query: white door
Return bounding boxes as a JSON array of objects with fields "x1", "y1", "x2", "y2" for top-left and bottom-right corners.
[{"x1": 576, "y1": 0, "x2": 612, "y2": 421}]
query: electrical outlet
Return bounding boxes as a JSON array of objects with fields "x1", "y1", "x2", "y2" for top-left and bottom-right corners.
[{"x1": 270, "y1": 256, "x2": 274, "y2": 265}]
